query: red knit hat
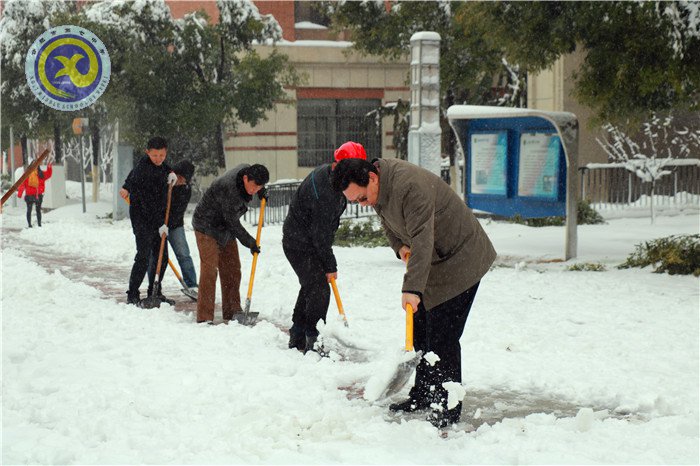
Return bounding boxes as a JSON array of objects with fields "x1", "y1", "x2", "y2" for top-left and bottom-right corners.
[{"x1": 334, "y1": 141, "x2": 367, "y2": 162}]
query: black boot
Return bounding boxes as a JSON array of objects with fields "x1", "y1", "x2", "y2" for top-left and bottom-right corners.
[
  {"x1": 428, "y1": 402, "x2": 462, "y2": 428},
  {"x1": 126, "y1": 291, "x2": 142, "y2": 307},
  {"x1": 389, "y1": 397, "x2": 430, "y2": 413},
  {"x1": 288, "y1": 326, "x2": 305, "y2": 351},
  {"x1": 304, "y1": 334, "x2": 326, "y2": 355}
]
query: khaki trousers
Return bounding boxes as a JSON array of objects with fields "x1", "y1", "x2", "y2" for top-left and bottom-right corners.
[{"x1": 195, "y1": 231, "x2": 242, "y2": 322}]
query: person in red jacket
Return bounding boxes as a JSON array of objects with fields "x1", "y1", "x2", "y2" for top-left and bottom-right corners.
[{"x1": 17, "y1": 162, "x2": 53, "y2": 228}]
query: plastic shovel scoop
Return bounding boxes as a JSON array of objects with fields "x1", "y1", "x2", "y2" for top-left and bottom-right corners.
[{"x1": 363, "y1": 303, "x2": 422, "y2": 402}]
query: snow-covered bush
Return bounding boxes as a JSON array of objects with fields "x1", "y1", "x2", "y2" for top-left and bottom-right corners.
[
  {"x1": 567, "y1": 262, "x2": 607, "y2": 272},
  {"x1": 618, "y1": 234, "x2": 700, "y2": 276},
  {"x1": 509, "y1": 201, "x2": 605, "y2": 227}
]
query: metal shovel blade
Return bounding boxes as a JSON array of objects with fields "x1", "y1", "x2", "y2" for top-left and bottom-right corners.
[
  {"x1": 231, "y1": 311, "x2": 259, "y2": 325},
  {"x1": 378, "y1": 352, "x2": 422, "y2": 401},
  {"x1": 140, "y1": 295, "x2": 162, "y2": 309},
  {"x1": 231, "y1": 298, "x2": 258, "y2": 325},
  {"x1": 180, "y1": 288, "x2": 198, "y2": 301}
]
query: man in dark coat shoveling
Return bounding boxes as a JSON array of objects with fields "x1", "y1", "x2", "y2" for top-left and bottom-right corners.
[
  {"x1": 192, "y1": 163, "x2": 269, "y2": 324},
  {"x1": 120, "y1": 136, "x2": 177, "y2": 307},
  {"x1": 331, "y1": 157, "x2": 496, "y2": 428},
  {"x1": 282, "y1": 141, "x2": 367, "y2": 354}
]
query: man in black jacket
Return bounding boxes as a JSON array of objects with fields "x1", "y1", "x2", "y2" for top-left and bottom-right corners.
[
  {"x1": 120, "y1": 136, "x2": 177, "y2": 306},
  {"x1": 283, "y1": 141, "x2": 367, "y2": 353},
  {"x1": 192, "y1": 163, "x2": 269, "y2": 324},
  {"x1": 147, "y1": 160, "x2": 198, "y2": 299}
]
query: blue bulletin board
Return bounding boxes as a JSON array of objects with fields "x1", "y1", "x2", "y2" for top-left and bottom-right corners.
[{"x1": 466, "y1": 117, "x2": 566, "y2": 218}]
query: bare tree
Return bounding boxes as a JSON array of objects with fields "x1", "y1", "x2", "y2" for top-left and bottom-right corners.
[{"x1": 596, "y1": 114, "x2": 700, "y2": 223}]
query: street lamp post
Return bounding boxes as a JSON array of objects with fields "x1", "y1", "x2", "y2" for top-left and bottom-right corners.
[
  {"x1": 408, "y1": 31, "x2": 441, "y2": 176},
  {"x1": 72, "y1": 118, "x2": 89, "y2": 213}
]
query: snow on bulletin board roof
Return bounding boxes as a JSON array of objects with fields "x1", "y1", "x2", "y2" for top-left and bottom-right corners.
[{"x1": 447, "y1": 105, "x2": 576, "y2": 123}]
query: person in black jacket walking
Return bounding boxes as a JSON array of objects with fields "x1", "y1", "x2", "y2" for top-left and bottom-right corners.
[
  {"x1": 120, "y1": 136, "x2": 177, "y2": 306},
  {"x1": 192, "y1": 163, "x2": 269, "y2": 324},
  {"x1": 147, "y1": 160, "x2": 198, "y2": 299},
  {"x1": 283, "y1": 141, "x2": 367, "y2": 353}
]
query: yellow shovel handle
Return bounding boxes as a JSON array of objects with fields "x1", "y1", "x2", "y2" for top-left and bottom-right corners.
[
  {"x1": 330, "y1": 277, "x2": 348, "y2": 323},
  {"x1": 405, "y1": 303, "x2": 414, "y2": 351},
  {"x1": 404, "y1": 251, "x2": 414, "y2": 351},
  {"x1": 246, "y1": 197, "x2": 266, "y2": 300}
]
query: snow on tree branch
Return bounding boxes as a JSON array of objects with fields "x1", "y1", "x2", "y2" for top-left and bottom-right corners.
[{"x1": 596, "y1": 114, "x2": 698, "y2": 183}]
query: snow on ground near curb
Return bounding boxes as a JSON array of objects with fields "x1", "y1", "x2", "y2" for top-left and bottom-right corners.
[{"x1": 1, "y1": 197, "x2": 698, "y2": 464}]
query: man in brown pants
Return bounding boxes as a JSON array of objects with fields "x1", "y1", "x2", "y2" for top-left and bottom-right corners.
[{"x1": 191, "y1": 164, "x2": 269, "y2": 323}]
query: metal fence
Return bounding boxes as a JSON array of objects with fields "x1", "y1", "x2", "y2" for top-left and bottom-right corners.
[
  {"x1": 243, "y1": 180, "x2": 376, "y2": 226},
  {"x1": 579, "y1": 159, "x2": 700, "y2": 212}
]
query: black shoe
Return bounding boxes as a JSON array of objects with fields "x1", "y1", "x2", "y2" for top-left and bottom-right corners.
[
  {"x1": 127, "y1": 296, "x2": 143, "y2": 307},
  {"x1": 389, "y1": 398, "x2": 430, "y2": 413}
]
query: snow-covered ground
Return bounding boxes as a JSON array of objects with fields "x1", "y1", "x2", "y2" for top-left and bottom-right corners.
[{"x1": 2, "y1": 183, "x2": 698, "y2": 464}]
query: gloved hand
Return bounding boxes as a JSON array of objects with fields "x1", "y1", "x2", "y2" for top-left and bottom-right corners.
[
  {"x1": 158, "y1": 224, "x2": 169, "y2": 237},
  {"x1": 167, "y1": 172, "x2": 177, "y2": 186},
  {"x1": 257, "y1": 187, "x2": 268, "y2": 200},
  {"x1": 250, "y1": 244, "x2": 261, "y2": 255}
]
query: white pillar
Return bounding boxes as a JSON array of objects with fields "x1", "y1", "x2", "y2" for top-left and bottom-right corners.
[
  {"x1": 408, "y1": 31, "x2": 441, "y2": 175},
  {"x1": 42, "y1": 164, "x2": 66, "y2": 209}
]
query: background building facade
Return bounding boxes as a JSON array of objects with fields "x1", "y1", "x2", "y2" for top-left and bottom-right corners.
[{"x1": 170, "y1": 1, "x2": 409, "y2": 183}]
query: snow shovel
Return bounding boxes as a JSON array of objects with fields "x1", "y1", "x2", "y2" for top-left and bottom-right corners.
[
  {"x1": 141, "y1": 183, "x2": 174, "y2": 309},
  {"x1": 377, "y1": 303, "x2": 422, "y2": 400},
  {"x1": 330, "y1": 277, "x2": 349, "y2": 327},
  {"x1": 232, "y1": 196, "x2": 267, "y2": 325},
  {"x1": 167, "y1": 255, "x2": 198, "y2": 301},
  {"x1": 370, "y1": 253, "x2": 422, "y2": 401}
]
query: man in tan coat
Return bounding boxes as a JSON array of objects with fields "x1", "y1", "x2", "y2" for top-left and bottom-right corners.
[{"x1": 331, "y1": 158, "x2": 496, "y2": 428}]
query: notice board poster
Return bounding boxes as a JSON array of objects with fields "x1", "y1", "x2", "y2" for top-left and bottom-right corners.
[
  {"x1": 470, "y1": 132, "x2": 507, "y2": 195},
  {"x1": 518, "y1": 133, "x2": 560, "y2": 198}
]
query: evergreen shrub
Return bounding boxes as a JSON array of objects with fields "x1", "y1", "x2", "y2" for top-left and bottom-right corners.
[
  {"x1": 618, "y1": 234, "x2": 700, "y2": 276},
  {"x1": 567, "y1": 262, "x2": 607, "y2": 272},
  {"x1": 334, "y1": 219, "x2": 389, "y2": 248},
  {"x1": 510, "y1": 200, "x2": 605, "y2": 227}
]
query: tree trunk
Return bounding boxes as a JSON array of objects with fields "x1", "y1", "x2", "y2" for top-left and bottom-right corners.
[
  {"x1": 649, "y1": 180, "x2": 656, "y2": 224},
  {"x1": 215, "y1": 123, "x2": 226, "y2": 168},
  {"x1": 20, "y1": 135, "x2": 28, "y2": 166},
  {"x1": 53, "y1": 122, "x2": 63, "y2": 164}
]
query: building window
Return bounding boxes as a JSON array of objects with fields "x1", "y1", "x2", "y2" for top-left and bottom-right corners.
[
  {"x1": 297, "y1": 99, "x2": 382, "y2": 167},
  {"x1": 294, "y1": 1, "x2": 331, "y2": 27}
]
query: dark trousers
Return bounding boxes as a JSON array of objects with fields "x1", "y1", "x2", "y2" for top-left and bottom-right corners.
[
  {"x1": 25, "y1": 194, "x2": 43, "y2": 227},
  {"x1": 409, "y1": 282, "x2": 481, "y2": 416},
  {"x1": 128, "y1": 229, "x2": 168, "y2": 300},
  {"x1": 283, "y1": 244, "x2": 330, "y2": 338}
]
